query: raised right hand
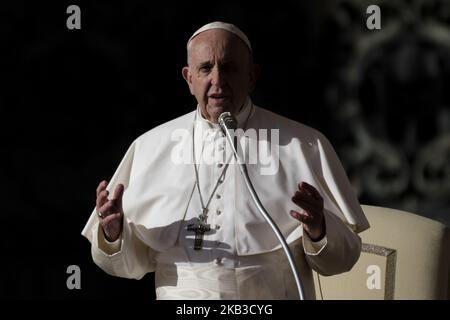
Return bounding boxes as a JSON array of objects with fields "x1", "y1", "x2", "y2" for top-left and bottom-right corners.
[{"x1": 96, "y1": 180, "x2": 124, "y2": 242}]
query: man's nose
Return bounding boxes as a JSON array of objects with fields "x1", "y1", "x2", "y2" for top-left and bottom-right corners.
[{"x1": 210, "y1": 66, "x2": 225, "y2": 86}]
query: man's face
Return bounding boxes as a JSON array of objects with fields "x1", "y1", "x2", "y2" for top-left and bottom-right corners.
[{"x1": 182, "y1": 29, "x2": 258, "y2": 123}]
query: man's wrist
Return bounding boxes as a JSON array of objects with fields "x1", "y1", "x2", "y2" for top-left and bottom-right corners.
[
  {"x1": 101, "y1": 227, "x2": 120, "y2": 243},
  {"x1": 309, "y1": 228, "x2": 326, "y2": 242},
  {"x1": 308, "y1": 219, "x2": 326, "y2": 242}
]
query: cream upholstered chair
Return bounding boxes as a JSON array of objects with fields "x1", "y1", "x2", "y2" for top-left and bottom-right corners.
[{"x1": 313, "y1": 205, "x2": 450, "y2": 299}]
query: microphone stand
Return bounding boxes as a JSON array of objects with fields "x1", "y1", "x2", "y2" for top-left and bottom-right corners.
[{"x1": 219, "y1": 112, "x2": 305, "y2": 300}]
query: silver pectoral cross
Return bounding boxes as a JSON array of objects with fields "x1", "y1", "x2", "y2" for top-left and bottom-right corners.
[{"x1": 187, "y1": 212, "x2": 211, "y2": 250}]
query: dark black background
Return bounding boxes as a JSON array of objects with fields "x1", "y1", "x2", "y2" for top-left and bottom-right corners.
[{"x1": 2, "y1": 0, "x2": 449, "y2": 299}]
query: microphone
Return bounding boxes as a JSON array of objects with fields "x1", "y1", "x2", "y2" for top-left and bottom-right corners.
[
  {"x1": 219, "y1": 112, "x2": 239, "y2": 156},
  {"x1": 218, "y1": 112, "x2": 238, "y2": 131},
  {"x1": 218, "y1": 111, "x2": 305, "y2": 300}
]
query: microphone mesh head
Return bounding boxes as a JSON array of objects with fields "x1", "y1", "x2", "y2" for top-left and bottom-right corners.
[{"x1": 219, "y1": 112, "x2": 238, "y2": 131}]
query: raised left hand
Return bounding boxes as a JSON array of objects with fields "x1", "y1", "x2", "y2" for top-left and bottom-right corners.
[{"x1": 290, "y1": 181, "x2": 325, "y2": 241}]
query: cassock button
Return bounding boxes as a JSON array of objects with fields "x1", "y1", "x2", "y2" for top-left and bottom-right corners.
[
  {"x1": 216, "y1": 194, "x2": 221, "y2": 199},
  {"x1": 218, "y1": 145, "x2": 225, "y2": 151},
  {"x1": 216, "y1": 209, "x2": 222, "y2": 215},
  {"x1": 217, "y1": 163, "x2": 223, "y2": 168},
  {"x1": 215, "y1": 225, "x2": 221, "y2": 230}
]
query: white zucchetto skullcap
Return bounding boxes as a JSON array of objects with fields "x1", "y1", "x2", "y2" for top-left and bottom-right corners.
[{"x1": 187, "y1": 21, "x2": 252, "y2": 53}]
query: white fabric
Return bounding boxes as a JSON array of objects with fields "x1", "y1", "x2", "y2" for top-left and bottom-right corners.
[
  {"x1": 154, "y1": 101, "x2": 330, "y2": 299},
  {"x1": 90, "y1": 201, "x2": 360, "y2": 299},
  {"x1": 82, "y1": 97, "x2": 369, "y2": 299},
  {"x1": 82, "y1": 99, "x2": 368, "y2": 252},
  {"x1": 187, "y1": 21, "x2": 252, "y2": 53}
]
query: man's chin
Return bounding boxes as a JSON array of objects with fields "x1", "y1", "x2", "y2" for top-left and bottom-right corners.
[{"x1": 208, "y1": 105, "x2": 231, "y2": 123}]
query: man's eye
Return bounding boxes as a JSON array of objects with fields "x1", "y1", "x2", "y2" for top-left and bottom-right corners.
[{"x1": 199, "y1": 66, "x2": 211, "y2": 72}]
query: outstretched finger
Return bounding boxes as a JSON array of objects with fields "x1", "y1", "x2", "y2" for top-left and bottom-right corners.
[
  {"x1": 291, "y1": 198, "x2": 317, "y2": 216},
  {"x1": 112, "y1": 184, "x2": 125, "y2": 209},
  {"x1": 96, "y1": 180, "x2": 108, "y2": 197},
  {"x1": 96, "y1": 189, "x2": 109, "y2": 209},
  {"x1": 290, "y1": 210, "x2": 313, "y2": 224},
  {"x1": 300, "y1": 182, "x2": 322, "y2": 201},
  {"x1": 99, "y1": 199, "x2": 116, "y2": 215},
  {"x1": 100, "y1": 212, "x2": 122, "y2": 226},
  {"x1": 292, "y1": 190, "x2": 316, "y2": 206}
]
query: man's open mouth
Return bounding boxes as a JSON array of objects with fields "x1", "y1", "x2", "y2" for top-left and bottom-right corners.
[
  {"x1": 209, "y1": 96, "x2": 230, "y2": 106},
  {"x1": 209, "y1": 94, "x2": 230, "y2": 100}
]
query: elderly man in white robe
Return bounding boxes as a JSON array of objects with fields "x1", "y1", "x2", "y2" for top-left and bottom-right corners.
[{"x1": 82, "y1": 21, "x2": 370, "y2": 300}]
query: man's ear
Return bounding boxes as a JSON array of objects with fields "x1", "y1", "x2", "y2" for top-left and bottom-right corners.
[
  {"x1": 182, "y1": 66, "x2": 194, "y2": 95},
  {"x1": 249, "y1": 63, "x2": 261, "y2": 93}
]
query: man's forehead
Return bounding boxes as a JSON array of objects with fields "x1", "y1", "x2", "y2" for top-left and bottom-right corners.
[{"x1": 189, "y1": 30, "x2": 248, "y2": 60}]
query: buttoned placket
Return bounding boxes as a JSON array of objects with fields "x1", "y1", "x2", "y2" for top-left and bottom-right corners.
[
  {"x1": 190, "y1": 100, "x2": 252, "y2": 268},
  {"x1": 207, "y1": 130, "x2": 233, "y2": 268}
]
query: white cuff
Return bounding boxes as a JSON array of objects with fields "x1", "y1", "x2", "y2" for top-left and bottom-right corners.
[
  {"x1": 97, "y1": 226, "x2": 122, "y2": 255},
  {"x1": 302, "y1": 231, "x2": 327, "y2": 256}
]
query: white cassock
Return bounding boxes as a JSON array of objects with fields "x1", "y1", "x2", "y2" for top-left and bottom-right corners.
[{"x1": 82, "y1": 97, "x2": 370, "y2": 300}]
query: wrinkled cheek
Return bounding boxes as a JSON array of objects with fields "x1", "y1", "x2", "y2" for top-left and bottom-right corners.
[{"x1": 192, "y1": 86, "x2": 206, "y2": 104}]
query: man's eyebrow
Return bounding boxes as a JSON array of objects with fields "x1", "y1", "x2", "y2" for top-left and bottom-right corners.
[{"x1": 198, "y1": 61, "x2": 212, "y2": 68}]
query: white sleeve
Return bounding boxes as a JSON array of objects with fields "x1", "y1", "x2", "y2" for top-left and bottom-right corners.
[
  {"x1": 90, "y1": 219, "x2": 157, "y2": 279},
  {"x1": 303, "y1": 209, "x2": 362, "y2": 276},
  {"x1": 316, "y1": 133, "x2": 370, "y2": 233},
  {"x1": 82, "y1": 141, "x2": 157, "y2": 279},
  {"x1": 302, "y1": 232, "x2": 327, "y2": 255},
  {"x1": 97, "y1": 226, "x2": 122, "y2": 255},
  {"x1": 82, "y1": 141, "x2": 137, "y2": 243}
]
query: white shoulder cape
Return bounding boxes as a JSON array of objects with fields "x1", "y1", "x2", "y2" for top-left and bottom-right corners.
[{"x1": 82, "y1": 106, "x2": 369, "y2": 256}]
